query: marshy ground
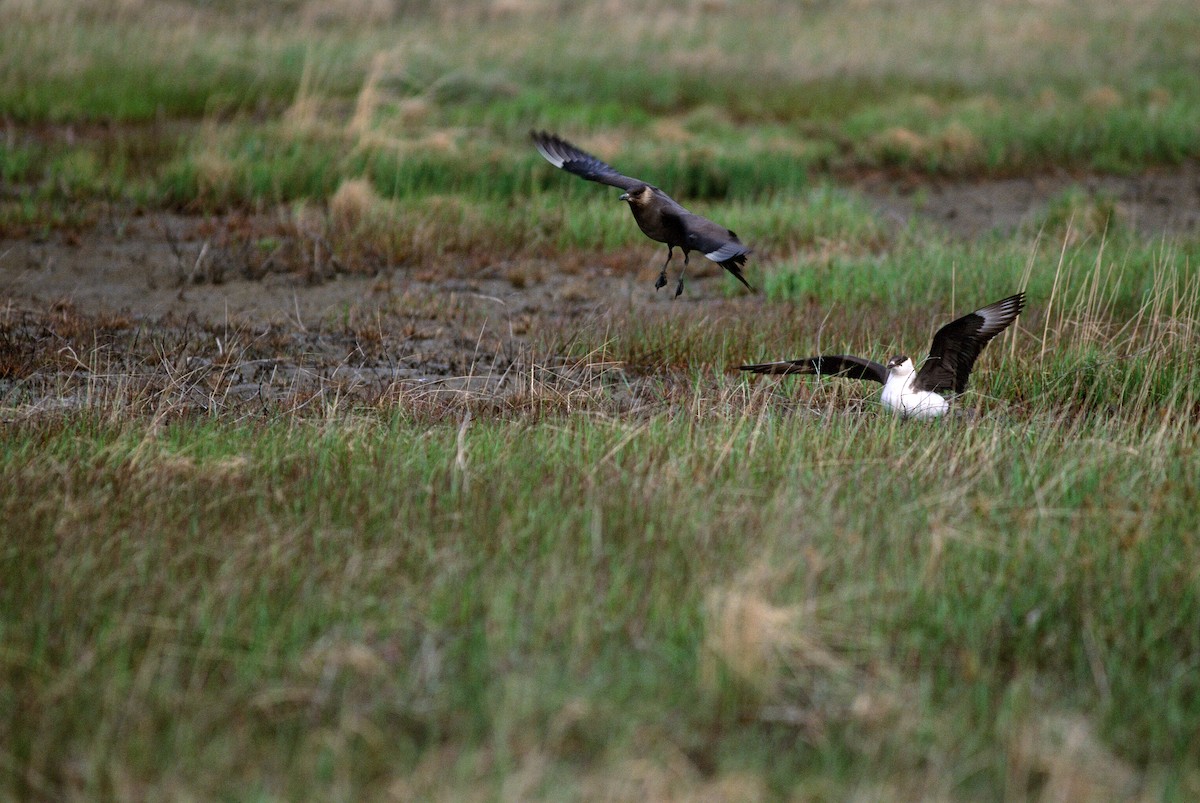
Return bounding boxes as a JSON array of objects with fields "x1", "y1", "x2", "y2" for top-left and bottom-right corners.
[
  {"x1": 5, "y1": 156, "x2": 1199, "y2": 416},
  {"x1": 4, "y1": 1, "x2": 1200, "y2": 799}
]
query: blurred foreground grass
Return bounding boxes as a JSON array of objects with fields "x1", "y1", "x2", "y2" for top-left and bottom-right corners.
[{"x1": 3, "y1": 384, "x2": 1199, "y2": 798}]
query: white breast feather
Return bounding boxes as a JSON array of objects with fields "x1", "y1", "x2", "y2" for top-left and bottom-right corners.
[{"x1": 881, "y1": 372, "x2": 950, "y2": 418}]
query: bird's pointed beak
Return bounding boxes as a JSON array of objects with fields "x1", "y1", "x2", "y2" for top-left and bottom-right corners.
[{"x1": 618, "y1": 192, "x2": 630, "y2": 201}]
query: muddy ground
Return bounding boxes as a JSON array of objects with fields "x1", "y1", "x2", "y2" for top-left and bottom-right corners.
[
  {"x1": 857, "y1": 161, "x2": 1200, "y2": 237},
  {"x1": 3, "y1": 165, "x2": 1199, "y2": 417}
]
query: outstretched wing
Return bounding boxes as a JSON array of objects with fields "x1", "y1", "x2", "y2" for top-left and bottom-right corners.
[
  {"x1": 531, "y1": 131, "x2": 644, "y2": 192},
  {"x1": 740, "y1": 354, "x2": 887, "y2": 384},
  {"x1": 915, "y1": 292, "x2": 1025, "y2": 394}
]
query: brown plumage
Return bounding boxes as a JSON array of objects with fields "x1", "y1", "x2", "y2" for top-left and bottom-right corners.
[{"x1": 531, "y1": 130, "x2": 753, "y2": 297}]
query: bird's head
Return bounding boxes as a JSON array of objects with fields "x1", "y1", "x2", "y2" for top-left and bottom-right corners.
[
  {"x1": 618, "y1": 185, "x2": 653, "y2": 205},
  {"x1": 886, "y1": 355, "x2": 915, "y2": 376}
]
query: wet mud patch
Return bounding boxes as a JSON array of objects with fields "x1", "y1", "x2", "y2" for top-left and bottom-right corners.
[
  {"x1": 0, "y1": 295, "x2": 652, "y2": 422},
  {"x1": 0, "y1": 230, "x2": 700, "y2": 421}
]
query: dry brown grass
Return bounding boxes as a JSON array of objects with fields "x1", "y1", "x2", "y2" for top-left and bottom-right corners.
[
  {"x1": 701, "y1": 586, "x2": 804, "y2": 696},
  {"x1": 329, "y1": 177, "x2": 390, "y2": 232},
  {"x1": 871, "y1": 127, "x2": 930, "y2": 166},
  {"x1": 938, "y1": 121, "x2": 985, "y2": 166},
  {"x1": 699, "y1": 561, "x2": 906, "y2": 752},
  {"x1": 1083, "y1": 85, "x2": 1125, "y2": 112},
  {"x1": 1007, "y1": 713, "x2": 1140, "y2": 801},
  {"x1": 192, "y1": 129, "x2": 239, "y2": 202}
]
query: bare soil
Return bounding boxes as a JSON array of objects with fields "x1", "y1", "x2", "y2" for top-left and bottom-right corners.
[
  {"x1": 854, "y1": 162, "x2": 1200, "y2": 238},
  {"x1": 3, "y1": 167, "x2": 1199, "y2": 417},
  {"x1": 0, "y1": 211, "x2": 676, "y2": 417}
]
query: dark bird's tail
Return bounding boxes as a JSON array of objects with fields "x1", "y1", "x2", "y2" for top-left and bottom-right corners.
[{"x1": 721, "y1": 251, "x2": 754, "y2": 292}]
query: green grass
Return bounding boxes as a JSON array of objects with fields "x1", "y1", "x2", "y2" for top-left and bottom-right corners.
[
  {"x1": 4, "y1": 0, "x2": 1200, "y2": 220},
  {"x1": 3, "y1": 382, "x2": 1200, "y2": 798},
  {"x1": 5, "y1": 0, "x2": 1200, "y2": 797},
  {"x1": 4, "y1": 229, "x2": 1200, "y2": 796},
  {"x1": 554, "y1": 226, "x2": 1199, "y2": 382}
]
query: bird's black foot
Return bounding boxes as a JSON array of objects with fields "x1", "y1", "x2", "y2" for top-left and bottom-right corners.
[
  {"x1": 674, "y1": 277, "x2": 685, "y2": 298},
  {"x1": 655, "y1": 271, "x2": 667, "y2": 291}
]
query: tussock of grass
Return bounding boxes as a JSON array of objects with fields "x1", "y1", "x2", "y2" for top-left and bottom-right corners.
[{"x1": 1007, "y1": 713, "x2": 1139, "y2": 801}]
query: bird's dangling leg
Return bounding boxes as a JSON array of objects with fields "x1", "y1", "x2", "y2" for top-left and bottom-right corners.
[
  {"x1": 674, "y1": 251, "x2": 689, "y2": 298},
  {"x1": 656, "y1": 246, "x2": 673, "y2": 291}
]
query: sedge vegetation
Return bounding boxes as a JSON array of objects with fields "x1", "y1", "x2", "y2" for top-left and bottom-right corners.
[{"x1": 3, "y1": 0, "x2": 1200, "y2": 799}]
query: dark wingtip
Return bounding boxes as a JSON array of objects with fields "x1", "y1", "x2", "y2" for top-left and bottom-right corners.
[
  {"x1": 991, "y1": 291, "x2": 1027, "y2": 326},
  {"x1": 530, "y1": 129, "x2": 563, "y2": 149},
  {"x1": 998, "y1": 290, "x2": 1026, "y2": 312}
]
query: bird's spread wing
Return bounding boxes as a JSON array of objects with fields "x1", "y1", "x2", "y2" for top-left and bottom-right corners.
[
  {"x1": 740, "y1": 355, "x2": 887, "y2": 384},
  {"x1": 916, "y1": 292, "x2": 1025, "y2": 394},
  {"x1": 680, "y1": 214, "x2": 753, "y2": 289},
  {"x1": 533, "y1": 130, "x2": 753, "y2": 290},
  {"x1": 531, "y1": 131, "x2": 644, "y2": 192}
]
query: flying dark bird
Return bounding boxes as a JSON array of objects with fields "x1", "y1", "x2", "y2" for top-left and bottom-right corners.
[
  {"x1": 531, "y1": 130, "x2": 752, "y2": 297},
  {"x1": 741, "y1": 293, "x2": 1026, "y2": 418}
]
